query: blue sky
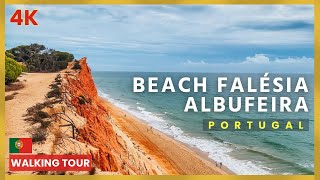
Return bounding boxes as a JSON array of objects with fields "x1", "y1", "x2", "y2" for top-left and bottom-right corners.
[{"x1": 5, "y1": 5, "x2": 314, "y2": 73}]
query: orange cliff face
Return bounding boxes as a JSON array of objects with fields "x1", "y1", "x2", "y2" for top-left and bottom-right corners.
[{"x1": 62, "y1": 58, "x2": 163, "y2": 174}]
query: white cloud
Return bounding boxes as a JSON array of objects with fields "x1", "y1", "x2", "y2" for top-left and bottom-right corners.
[
  {"x1": 5, "y1": 5, "x2": 314, "y2": 72},
  {"x1": 183, "y1": 60, "x2": 207, "y2": 65},
  {"x1": 183, "y1": 54, "x2": 313, "y2": 66},
  {"x1": 181, "y1": 54, "x2": 313, "y2": 73},
  {"x1": 242, "y1": 54, "x2": 313, "y2": 65},
  {"x1": 274, "y1": 56, "x2": 313, "y2": 64},
  {"x1": 243, "y1": 54, "x2": 270, "y2": 64},
  {"x1": 6, "y1": 5, "x2": 314, "y2": 52}
]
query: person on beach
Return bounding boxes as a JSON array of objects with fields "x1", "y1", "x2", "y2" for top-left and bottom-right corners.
[
  {"x1": 220, "y1": 162, "x2": 222, "y2": 168},
  {"x1": 147, "y1": 126, "x2": 153, "y2": 132}
]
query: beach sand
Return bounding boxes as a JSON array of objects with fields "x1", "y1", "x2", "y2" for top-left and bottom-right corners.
[{"x1": 99, "y1": 97, "x2": 233, "y2": 175}]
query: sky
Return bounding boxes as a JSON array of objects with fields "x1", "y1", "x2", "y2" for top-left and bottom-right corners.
[{"x1": 5, "y1": 5, "x2": 314, "y2": 73}]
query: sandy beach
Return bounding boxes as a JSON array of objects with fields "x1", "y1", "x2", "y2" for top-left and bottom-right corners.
[
  {"x1": 5, "y1": 68, "x2": 232, "y2": 175},
  {"x1": 99, "y1": 97, "x2": 232, "y2": 175}
]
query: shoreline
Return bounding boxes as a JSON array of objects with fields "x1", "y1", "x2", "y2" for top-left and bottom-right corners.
[{"x1": 99, "y1": 96, "x2": 234, "y2": 175}]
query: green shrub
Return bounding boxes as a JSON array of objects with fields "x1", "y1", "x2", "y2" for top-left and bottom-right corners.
[
  {"x1": 5, "y1": 56, "x2": 23, "y2": 84},
  {"x1": 72, "y1": 61, "x2": 82, "y2": 70},
  {"x1": 53, "y1": 51, "x2": 74, "y2": 62},
  {"x1": 21, "y1": 64, "x2": 27, "y2": 72},
  {"x1": 5, "y1": 51, "x2": 15, "y2": 59}
]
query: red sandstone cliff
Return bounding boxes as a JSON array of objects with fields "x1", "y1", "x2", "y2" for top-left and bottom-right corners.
[{"x1": 61, "y1": 58, "x2": 164, "y2": 174}]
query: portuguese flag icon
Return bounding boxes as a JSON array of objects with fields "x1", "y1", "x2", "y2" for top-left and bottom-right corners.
[{"x1": 9, "y1": 138, "x2": 32, "y2": 153}]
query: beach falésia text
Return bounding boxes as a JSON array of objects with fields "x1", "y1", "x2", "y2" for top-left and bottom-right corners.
[
  {"x1": 133, "y1": 73, "x2": 308, "y2": 113},
  {"x1": 132, "y1": 73, "x2": 309, "y2": 131}
]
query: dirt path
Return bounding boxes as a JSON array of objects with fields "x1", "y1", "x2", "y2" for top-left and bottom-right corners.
[
  {"x1": 5, "y1": 73, "x2": 58, "y2": 137},
  {"x1": 5, "y1": 73, "x2": 57, "y2": 173}
]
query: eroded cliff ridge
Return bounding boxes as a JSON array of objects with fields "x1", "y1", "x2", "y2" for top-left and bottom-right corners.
[
  {"x1": 9, "y1": 57, "x2": 226, "y2": 175},
  {"x1": 50, "y1": 57, "x2": 165, "y2": 174}
]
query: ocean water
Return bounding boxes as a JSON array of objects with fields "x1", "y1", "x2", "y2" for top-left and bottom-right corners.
[{"x1": 92, "y1": 72, "x2": 314, "y2": 175}]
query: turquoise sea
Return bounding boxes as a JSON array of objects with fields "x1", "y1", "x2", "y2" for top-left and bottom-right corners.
[{"x1": 92, "y1": 72, "x2": 314, "y2": 175}]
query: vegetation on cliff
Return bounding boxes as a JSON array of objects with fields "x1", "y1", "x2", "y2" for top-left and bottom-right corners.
[
  {"x1": 5, "y1": 56, "x2": 26, "y2": 85},
  {"x1": 6, "y1": 43, "x2": 74, "y2": 72},
  {"x1": 5, "y1": 43, "x2": 75, "y2": 85}
]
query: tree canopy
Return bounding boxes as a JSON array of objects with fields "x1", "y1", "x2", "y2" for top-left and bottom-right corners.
[{"x1": 6, "y1": 43, "x2": 74, "y2": 72}]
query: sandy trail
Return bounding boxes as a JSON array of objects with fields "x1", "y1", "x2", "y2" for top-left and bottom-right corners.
[
  {"x1": 5, "y1": 73, "x2": 57, "y2": 173},
  {"x1": 5, "y1": 73, "x2": 58, "y2": 137}
]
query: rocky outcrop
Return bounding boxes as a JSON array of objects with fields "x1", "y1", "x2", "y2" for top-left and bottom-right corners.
[{"x1": 61, "y1": 58, "x2": 164, "y2": 174}]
